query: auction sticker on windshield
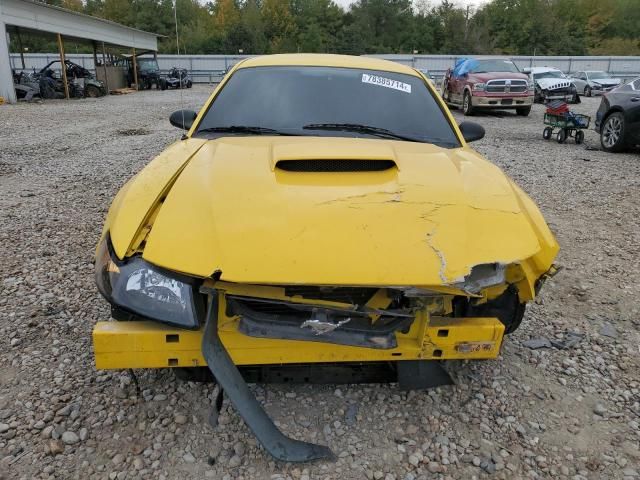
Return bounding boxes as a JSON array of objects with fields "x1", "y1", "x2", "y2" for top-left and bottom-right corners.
[{"x1": 362, "y1": 73, "x2": 411, "y2": 93}]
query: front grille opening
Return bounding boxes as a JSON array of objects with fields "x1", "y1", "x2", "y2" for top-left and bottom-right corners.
[
  {"x1": 276, "y1": 159, "x2": 396, "y2": 172},
  {"x1": 284, "y1": 286, "x2": 377, "y2": 305}
]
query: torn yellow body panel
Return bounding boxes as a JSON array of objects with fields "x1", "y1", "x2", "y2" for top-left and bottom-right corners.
[{"x1": 102, "y1": 138, "x2": 208, "y2": 259}]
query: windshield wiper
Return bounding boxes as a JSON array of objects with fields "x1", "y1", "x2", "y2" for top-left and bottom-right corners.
[
  {"x1": 303, "y1": 123, "x2": 422, "y2": 143},
  {"x1": 198, "y1": 125, "x2": 298, "y2": 136}
]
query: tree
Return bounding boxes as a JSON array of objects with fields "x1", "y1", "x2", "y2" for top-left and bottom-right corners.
[{"x1": 262, "y1": 0, "x2": 298, "y2": 53}]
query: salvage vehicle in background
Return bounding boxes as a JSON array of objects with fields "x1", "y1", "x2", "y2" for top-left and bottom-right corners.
[
  {"x1": 525, "y1": 67, "x2": 579, "y2": 104},
  {"x1": 594, "y1": 77, "x2": 640, "y2": 152},
  {"x1": 92, "y1": 54, "x2": 559, "y2": 462},
  {"x1": 164, "y1": 67, "x2": 192, "y2": 89},
  {"x1": 441, "y1": 58, "x2": 534, "y2": 116},
  {"x1": 37, "y1": 60, "x2": 106, "y2": 98},
  {"x1": 122, "y1": 56, "x2": 166, "y2": 90},
  {"x1": 570, "y1": 71, "x2": 621, "y2": 97}
]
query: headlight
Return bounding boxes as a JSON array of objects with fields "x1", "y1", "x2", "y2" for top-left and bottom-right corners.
[
  {"x1": 95, "y1": 236, "x2": 203, "y2": 328},
  {"x1": 592, "y1": 83, "x2": 602, "y2": 89},
  {"x1": 528, "y1": 81, "x2": 535, "y2": 91},
  {"x1": 472, "y1": 83, "x2": 485, "y2": 91}
]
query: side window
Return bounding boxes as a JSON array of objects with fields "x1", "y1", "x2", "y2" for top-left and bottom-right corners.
[
  {"x1": 579, "y1": 72, "x2": 587, "y2": 80},
  {"x1": 632, "y1": 79, "x2": 640, "y2": 90}
]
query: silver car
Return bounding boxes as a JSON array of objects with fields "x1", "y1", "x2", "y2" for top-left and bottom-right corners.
[{"x1": 570, "y1": 71, "x2": 621, "y2": 97}]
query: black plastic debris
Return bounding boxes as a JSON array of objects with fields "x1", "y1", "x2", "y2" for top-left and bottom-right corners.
[
  {"x1": 522, "y1": 331, "x2": 584, "y2": 350},
  {"x1": 599, "y1": 323, "x2": 617, "y2": 338},
  {"x1": 522, "y1": 338, "x2": 552, "y2": 349},
  {"x1": 550, "y1": 331, "x2": 584, "y2": 349}
]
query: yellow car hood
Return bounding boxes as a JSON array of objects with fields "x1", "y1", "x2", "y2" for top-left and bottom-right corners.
[{"x1": 109, "y1": 136, "x2": 558, "y2": 287}]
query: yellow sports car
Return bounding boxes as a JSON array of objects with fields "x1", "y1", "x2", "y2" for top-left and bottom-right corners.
[{"x1": 93, "y1": 54, "x2": 559, "y2": 462}]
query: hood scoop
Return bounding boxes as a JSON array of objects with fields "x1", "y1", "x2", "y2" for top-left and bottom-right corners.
[{"x1": 276, "y1": 159, "x2": 396, "y2": 172}]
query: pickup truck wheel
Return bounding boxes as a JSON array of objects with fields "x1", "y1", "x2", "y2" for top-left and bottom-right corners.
[
  {"x1": 516, "y1": 106, "x2": 531, "y2": 116},
  {"x1": 584, "y1": 86, "x2": 592, "y2": 97},
  {"x1": 462, "y1": 92, "x2": 474, "y2": 116}
]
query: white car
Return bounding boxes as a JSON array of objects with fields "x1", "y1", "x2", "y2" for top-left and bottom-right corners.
[
  {"x1": 525, "y1": 67, "x2": 578, "y2": 103},
  {"x1": 570, "y1": 71, "x2": 621, "y2": 97},
  {"x1": 417, "y1": 68, "x2": 435, "y2": 86}
]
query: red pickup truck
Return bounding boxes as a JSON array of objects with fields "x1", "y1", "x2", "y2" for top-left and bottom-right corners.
[{"x1": 442, "y1": 58, "x2": 534, "y2": 116}]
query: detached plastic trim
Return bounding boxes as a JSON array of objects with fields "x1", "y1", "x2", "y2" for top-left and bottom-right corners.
[{"x1": 201, "y1": 295, "x2": 335, "y2": 463}]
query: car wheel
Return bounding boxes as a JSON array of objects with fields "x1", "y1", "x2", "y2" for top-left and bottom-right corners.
[
  {"x1": 516, "y1": 106, "x2": 531, "y2": 116},
  {"x1": 600, "y1": 112, "x2": 626, "y2": 152},
  {"x1": 84, "y1": 84, "x2": 100, "y2": 98},
  {"x1": 585, "y1": 86, "x2": 592, "y2": 97},
  {"x1": 462, "y1": 91, "x2": 474, "y2": 116},
  {"x1": 543, "y1": 127, "x2": 553, "y2": 140},
  {"x1": 557, "y1": 129, "x2": 566, "y2": 143},
  {"x1": 187, "y1": 81, "x2": 192, "y2": 88},
  {"x1": 160, "y1": 79, "x2": 168, "y2": 91},
  {"x1": 575, "y1": 130, "x2": 584, "y2": 144}
]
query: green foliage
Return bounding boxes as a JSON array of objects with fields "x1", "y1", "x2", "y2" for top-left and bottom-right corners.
[{"x1": 8, "y1": 0, "x2": 640, "y2": 56}]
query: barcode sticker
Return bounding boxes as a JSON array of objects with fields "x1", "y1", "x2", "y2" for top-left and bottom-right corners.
[{"x1": 362, "y1": 73, "x2": 411, "y2": 93}]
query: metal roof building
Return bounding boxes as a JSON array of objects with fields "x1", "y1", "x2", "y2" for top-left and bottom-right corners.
[{"x1": 0, "y1": 0, "x2": 160, "y2": 103}]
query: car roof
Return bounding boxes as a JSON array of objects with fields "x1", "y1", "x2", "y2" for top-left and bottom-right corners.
[{"x1": 236, "y1": 54, "x2": 420, "y2": 77}]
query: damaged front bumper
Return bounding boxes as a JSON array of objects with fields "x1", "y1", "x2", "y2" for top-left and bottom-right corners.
[
  {"x1": 93, "y1": 283, "x2": 506, "y2": 462},
  {"x1": 93, "y1": 284, "x2": 506, "y2": 369}
]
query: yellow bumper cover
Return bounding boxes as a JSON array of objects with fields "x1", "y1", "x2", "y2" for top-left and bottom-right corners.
[{"x1": 93, "y1": 316, "x2": 504, "y2": 370}]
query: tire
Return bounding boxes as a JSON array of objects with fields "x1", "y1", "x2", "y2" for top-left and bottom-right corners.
[
  {"x1": 84, "y1": 84, "x2": 100, "y2": 98},
  {"x1": 187, "y1": 81, "x2": 192, "y2": 88},
  {"x1": 584, "y1": 86, "x2": 592, "y2": 97},
  {"x1": 462, "y1": 91, "x2": 474, "y2": 116},
  {"x1": 557, "y1": 129, "x2": 566, "y2": 143},
  {"x1": 575, "y1": 130, "x2": 584, "y2": 144},
  {"x1": 543, "y1": 127, "x2": 553, "y2": 140},
  {"x1": 160, "y1": 79, "x2": 167, "y2": 91},
  {"x1": 516, "y1": 106, "x2": 531, "y2": 116},
  {"x1": 600, "y1": 112, "x2": 626, "y2": 152}
]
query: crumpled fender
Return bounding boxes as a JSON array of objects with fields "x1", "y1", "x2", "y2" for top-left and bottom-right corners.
[{"x1": 100, "y1": 138, "x2": 208, "y2": 259}]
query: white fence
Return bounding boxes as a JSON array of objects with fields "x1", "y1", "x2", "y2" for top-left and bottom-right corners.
[{"x1": 10, "y1": 53, "x2": 640, "y2": 84}]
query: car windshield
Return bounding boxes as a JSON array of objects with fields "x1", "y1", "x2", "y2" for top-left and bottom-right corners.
[
  {"x1": 195, "y1": 66, "x2": 460, "y2": 148},
  {"x1": 534, "y1": 71, "x2": 564, "y2": 79},
  {"x1": 588, "y1": 71, "x2": 609, "y2": 78},
  {"x1": 138, "y1": 59, "x2": 159, "y2": 71},
  {"x1": 469, "y1": 60, "x2": 520, "y2": 73}
]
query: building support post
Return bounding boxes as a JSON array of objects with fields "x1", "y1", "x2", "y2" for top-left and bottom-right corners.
[
  {"x1": 101, "y1": 42, "x2": 109, "y2": 93},
  {"x1": 132, "y1": 48, "x2": 139, "y2": 90},
  {"x1": 16, "y1": 27, "x2": 25, "y2": 69},
  {"x1": 0, "y1": 22, "x2": 17, "y2": 103},
  {"x1": 56, "y1": 33, "x2": 70, "y2": 99},
  {"x1": 92, "y1": 41, "x2": 98, "y2": 75}
]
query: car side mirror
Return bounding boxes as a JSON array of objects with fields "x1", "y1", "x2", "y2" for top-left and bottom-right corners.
[
  {"x1": 458, "y1": 121, "x2": 485, "y2": 143},
  {"x1": 170, "y1": 109, "x2": 197, "y2": 130}
]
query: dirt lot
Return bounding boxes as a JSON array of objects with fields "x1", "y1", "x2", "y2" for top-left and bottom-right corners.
[{"x1": 0, "y1": 86, "x2": 639, "y2": 480}]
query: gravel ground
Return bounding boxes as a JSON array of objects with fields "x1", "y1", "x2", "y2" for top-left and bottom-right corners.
[{"x1": 0, "y1": 86, "x2": 639, "y2": 480}]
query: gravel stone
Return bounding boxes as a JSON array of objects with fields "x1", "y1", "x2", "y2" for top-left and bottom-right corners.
[{"x1": 61, "y1": 431, "x2": 80, "y2": 445}]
